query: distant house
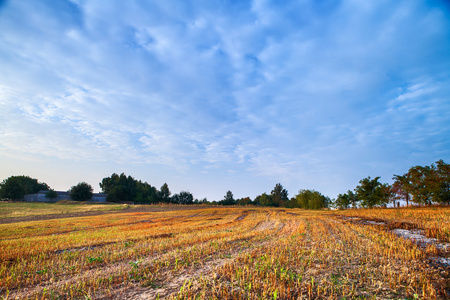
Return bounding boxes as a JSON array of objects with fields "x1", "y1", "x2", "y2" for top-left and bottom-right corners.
[{"x1": 24, "y1": 190, "x2": 107, "y2": 203}]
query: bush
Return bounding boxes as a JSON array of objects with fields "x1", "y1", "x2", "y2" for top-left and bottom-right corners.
[{"x1": 69, "y1": 182, "x2": 93, "y2": 201}]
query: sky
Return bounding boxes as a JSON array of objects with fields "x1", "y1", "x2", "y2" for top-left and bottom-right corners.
[{"x1": 1, "y1": 0, "x2": 450, "y2": 201}]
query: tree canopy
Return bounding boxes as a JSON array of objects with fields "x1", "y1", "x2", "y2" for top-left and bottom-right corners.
[
  {"x1": 354, "y1": 176, "x2": 390, "y2": 208},
  {"x1": 392, "y1": 160, "x2": 450, "y2": 206},
  {"x1": 219, "y1": 190, "x2": 236, "y2": 205},
  {"x1": 100, "y1": 173, "x2": 158, "y2": 203},
  {"x1": 270, "y1": 183, "x2": 289, "y2": 207},
  {"x1": 236, "y1": 197, "x2": 252, "y2": 206},
  {"x1": 334, "y1": 190, "x2": 357, "y2": 209},
  {"x1": 0, "y1": 175, "x2": 49, "y2": 200},
  {"x1": 252, "y1": 184, "x2": 290, "y2": 207},
  {"x1": 172, "y1": 191, "x2": 194, "y2": 205},
  {"x1": 332, "y1": 160, "x2": 450, "y2": 209},
  {"x1": 159, "y1": 183, "x2": 171, "y2": 203},
  {"x1": 290, "y1": 189, "x2": 330, "y2": 209},
  {"x1": 69, "y1": 182, "x2": 93, "y2": 201}
]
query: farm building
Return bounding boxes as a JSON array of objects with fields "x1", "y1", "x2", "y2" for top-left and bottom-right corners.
[{"x1": 24, "y1": 190, "x2": 107, "y2": 203}]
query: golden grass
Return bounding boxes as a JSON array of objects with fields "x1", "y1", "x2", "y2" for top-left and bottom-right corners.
[
  {"x1": 0, "y1": 202, "x2": 129, "y2": 219},
  {"x1": 0, "y1": 205, "x2": 449, "y2": 299},
  {"x1": 332, "y1": 206, "x2": 450, "y2": 242}
]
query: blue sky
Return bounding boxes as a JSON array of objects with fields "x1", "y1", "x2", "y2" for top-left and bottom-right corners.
[{"x1": 1, "y1": 0, "x2": 449, "y2": 201}]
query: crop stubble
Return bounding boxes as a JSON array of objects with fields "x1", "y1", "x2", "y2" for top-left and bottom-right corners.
[{"x1": 0, "y1": 206, "x2": 449, "y2": 299}]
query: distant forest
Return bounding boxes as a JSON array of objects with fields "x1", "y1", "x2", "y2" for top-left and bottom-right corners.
[{"x1": 0, "y1": 160, "x2": 448, "y2": 210}]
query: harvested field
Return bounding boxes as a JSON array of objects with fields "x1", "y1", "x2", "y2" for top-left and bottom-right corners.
[
  {"x1": 0, "y1": 204, "x2": 449, "y2": 299},
  {"x1": 0, "y1": 202, "x2": 214, "y2": 224}
]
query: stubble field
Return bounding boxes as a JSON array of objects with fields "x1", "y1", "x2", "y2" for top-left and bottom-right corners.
[{"x1": 1, "y1": 203, "x2": 449, "y2": 299}]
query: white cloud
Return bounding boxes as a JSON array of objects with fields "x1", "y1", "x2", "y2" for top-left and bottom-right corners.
[{"x1": 0, "y1": 0, "x2": 449, "y2": 199}]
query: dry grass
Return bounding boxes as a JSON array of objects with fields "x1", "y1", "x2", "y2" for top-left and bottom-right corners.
[
  {"x1": 0, "y1": 202, "x2": 128, "y2": 219},
  {"x1": 0, "y1": 205, "x2": 449, "y2": 299}
]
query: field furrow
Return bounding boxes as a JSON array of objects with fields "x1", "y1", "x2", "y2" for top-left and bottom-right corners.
[{"x1": 1, "y1": 206, "x2": 449, "y2": 299}]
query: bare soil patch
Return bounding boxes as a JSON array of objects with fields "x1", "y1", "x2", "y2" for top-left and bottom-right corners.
[
  {"x1": 338, "y1": 215, "x2": 420, "y2": 230},
  {"x1": 252, "y1": 220, "x2": 284, "y2": 231},
  {"x1": 336, "y1": 215, "x2": 450, "y2": 271}
]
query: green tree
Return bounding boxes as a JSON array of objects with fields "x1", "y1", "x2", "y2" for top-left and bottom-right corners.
[
  {"x1": 392, "y1": 174, "x2": 411, "y2": 206},
  {"x1": 433, "y1": 160, "x2": 450, "y2": 204},
  {"x1": 333, "y1": 190, "x2": 358, "y2": 209},
  {"x1": 193, "y1": 198, "x2": 208, "y2": 204},
  {"x1": 99, "y1": 173, "x2": 120, "y2": 194},
  {"x1": 0, "y1": 175, "x2": 49, "y2": 200},
  {"x1": 220, "y1": 190, "x2": 236, "y2": 205},
  {"x1": 393, "y1": 160, "x2": 450, "y2": 205},
  {"x1": 69, "y1": 182, "x2": 93, "y2": 201},
  {"x1": 383, "y1": 184, "x2": 395, "y2": 207},
  {"x1": 107, "y1": 185, "x2": 127, "y2": 203},
  {"x1": 293, "y1": 189, "x2": 329, "y2": 209},
  {"x1": 255, "y1": 193, "x2": 274, "y2": 207},
  {"x1": 100, "y1": 173, "x2": 158, "y2": 203},
  {"x1": 347, "y1": 190, "x2": 358, "y2": 208},
  {"x1": 159, "y1": 183, "x2": 171, "y2": 203},
  {"x1": 270, "y1": 183, "x2": 289, "y2": 207},
  {"x1": 172, "y1": 191, "x2": 194, "y2": 204},
  {"x1": 335, "y1": 193, "x2": 351, "y2": 209},
  {"x1": 136, "y1": 181, "x2": 158, "y2": 203},
  {"x1": 237, "y1": 197, "x2": 252, "y2": 206},
  {"x1": 406, "y1": 166, "x2": 434, "y2": 205},
  {"x1": 354, "y1": 176, "x2": 388, "y2": 208}
]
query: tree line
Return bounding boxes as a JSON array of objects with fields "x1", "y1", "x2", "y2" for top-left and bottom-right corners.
[
  {"x1": 334, "y1": 160, "x2": 450, "y2": 209},
  {"x1": 218, "y1": 184, "x2": 330, "y2": 209},
  {"x1": 99, "y1": 173, "x2": 207, "y2": 204},
  {"x1": 0, "y1": 173, "x2": 328, "y2": 209},
  {"x1": 0, "y1": 175, "x2": 50, "y2": 200},
  {"x1": 0, "y1": 175, "x2": 95, "y2": 202},
  {"x1": 1, "y1": 159, "x2": 448, "y2": 209},
  {"x1": 97, "y1": 173, "x2": 329, "y2": 208}
]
